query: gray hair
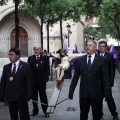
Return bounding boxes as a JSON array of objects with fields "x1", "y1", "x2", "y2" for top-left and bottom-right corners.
[
  {"x1": 86, "y1": 40, "x2": 97, "y2": 48},
  {"x1": 33, "y1": 45, "x2": 41, "y2": 50}
]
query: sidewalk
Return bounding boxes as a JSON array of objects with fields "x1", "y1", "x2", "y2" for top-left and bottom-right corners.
[{"x1": 0, "y1": 69, "x2": 120, "y2": 120}]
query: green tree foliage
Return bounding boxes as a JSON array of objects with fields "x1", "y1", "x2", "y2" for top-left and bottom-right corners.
[
  {"x1": 98, "y1": 0, "x2": 120, "y2": 40},
  {"x1": 2, "y1": 0, "x2": 120, "y2": 45},
  {"x1": 0, "y1": 0, "x2": 6, "y2": 5},
  {"x1": 21, "y1": 0, "x2": 85, "y2": 48},
  {"x1": 84, "y1": 25, "x2": 102, "y2": 41}
]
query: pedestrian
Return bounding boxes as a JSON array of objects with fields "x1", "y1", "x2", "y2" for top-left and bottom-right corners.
[
  {"x1": 68, "y1": 40, "x2": 111, "y2": 120},
  {"x1": 0, "y1": 47, "x2": 33, "y2": 120},
  {"x1": 98, "y1": 41, "x2": 118, "y2": 120},
  {"x1": 27, "y1": 45, "x2": 50, "y2": 117}
]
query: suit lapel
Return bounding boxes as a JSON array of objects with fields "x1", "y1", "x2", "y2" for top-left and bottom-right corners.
[
  {"x1": 83, "y1": 55, "x2": 88, "y2": 71},
  {"x1": 8, "y1": 63, "x2": 12, "y2": 77},
  {"x1": 104, "y1": 52, "x2": 108, "y2": 58},
  {"x1": 33, "y1": 55, "x2": 37, "y2": 64},
  {"x1": 14, "y1": 61, "x2": 23, "y2": 78}
]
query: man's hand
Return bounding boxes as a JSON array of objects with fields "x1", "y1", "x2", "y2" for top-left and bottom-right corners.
[
  {"x1": 104, "y1": 92, "x2": 112, "y2": 101},
  {"x1": 104, "y1": 88, "x2": 112, "y2": 101}
]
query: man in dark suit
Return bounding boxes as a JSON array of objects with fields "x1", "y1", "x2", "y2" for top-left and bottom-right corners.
[
  {"x1": 28, "y1": 45, "x2": 50, "y2": 117},
  {"x1": 98, "y1": 41, "x2": 118, "y2": 120},
  {"x1": 0, "y1": 47, "x2": 33, "y2": 120},
  {"x1": 68, "y1": 40, "x2": 111, "y2": 120}
]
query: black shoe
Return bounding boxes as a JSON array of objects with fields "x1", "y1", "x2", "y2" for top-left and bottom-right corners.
[
  {"x1": 31, "y1": 112, "x2": 38, "y2": 116},
  {"x1": 113, "y1": 115, "x2": 118, "y2": 120},
  {"x1": 45, "y1": 113, "x2": 50, "y2": 118}
]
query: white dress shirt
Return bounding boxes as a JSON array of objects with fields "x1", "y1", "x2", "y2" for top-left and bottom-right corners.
[
  {"x1": 100, "y1": 53, "x2": 105, "y2": 56},
  {"x1": 11, "y1": 59, "x2": 20, "y2": 73},
  {"x1": 87, "y1": 53, "x2": 95, "y2": 64}
]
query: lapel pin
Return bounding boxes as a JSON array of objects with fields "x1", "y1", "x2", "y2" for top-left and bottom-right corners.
[{"x1": 19, "y1": 65, "x2": 22, "y2": 68}]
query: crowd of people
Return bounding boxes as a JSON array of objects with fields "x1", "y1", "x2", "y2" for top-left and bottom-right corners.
[{"x1": 0, "y1": 40, "x2": 119, "y2": 120}]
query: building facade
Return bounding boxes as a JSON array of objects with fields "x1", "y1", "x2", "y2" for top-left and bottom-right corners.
[{"x1": 0, "y1": 0, "x2": 86, "y2": 57}]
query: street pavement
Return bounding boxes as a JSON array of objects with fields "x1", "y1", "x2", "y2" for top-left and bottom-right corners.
[{"x1": 0, "y1": 68, "x2": 120, "y2": 120}]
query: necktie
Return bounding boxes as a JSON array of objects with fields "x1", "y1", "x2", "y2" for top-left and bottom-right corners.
[
  {"x1": 10, "y1": 63, "x2": 16, "y2": 81},
  {"x1": 12, "y1": 63, "x2": 16, "y2": 76},
  {"x1": 101, "y1": 53, "x2": 103, "y2": 56},
  {"x1": 88, "y1": 56, "x2": 91, "y2": 71}
]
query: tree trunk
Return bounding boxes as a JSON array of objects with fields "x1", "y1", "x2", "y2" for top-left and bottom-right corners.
[
  {"x1": 116, "y1": 22, "x2": 120, "y2": 46},
  {"x1": 41, "y1": 17, "x2": 43, "y2": 50},
  {"x1": 15, "y1": 0, "x2": 19, "y2": 48},
  {"x1": 60, "y1": 15, "x2": 63, "y2": 49},
  {"x1": 47, "y1": 20, "x2": 50, "y2": 52},
  {"x1": 118, "y1": 22, "x2": 120, "y2": 46}
]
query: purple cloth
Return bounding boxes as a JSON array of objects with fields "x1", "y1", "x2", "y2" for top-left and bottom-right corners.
[{"x1": 65, "y1": 60, "x2": 75, "y2": 79}]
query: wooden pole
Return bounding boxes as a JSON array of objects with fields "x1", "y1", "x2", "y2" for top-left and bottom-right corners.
[{"x1": 46, "y1": 75, "x2": 65, "y2": 114}]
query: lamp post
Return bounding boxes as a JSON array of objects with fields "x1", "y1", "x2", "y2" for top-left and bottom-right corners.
[{"x1": 66, "y1": 23, "x2": 71, "y2": 47}]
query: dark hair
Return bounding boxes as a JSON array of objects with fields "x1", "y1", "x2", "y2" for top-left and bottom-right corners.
[
  {"x1": 56, "y1": 49, "x2": 68, "y2": 57},
  {"x1": 98, "y1": 41, "x2": 107, "y2": 47},
  {"x1": 9, "y1": 47, "x2": 20, "y2": 58},
  {"x1": 56, "y1": 49, "x2": 63, "y2": 53}
]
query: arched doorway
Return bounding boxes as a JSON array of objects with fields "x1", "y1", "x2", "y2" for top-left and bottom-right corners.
[{"x1": 10, "y1": 27, "x2": 28, "y2": 57}]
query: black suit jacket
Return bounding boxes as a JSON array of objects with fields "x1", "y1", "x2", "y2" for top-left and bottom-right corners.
[
  {"x1": 28, "y1": 55, "x2": 50, "y2": 85},
  {"x1": 0, "y1": 61, "x2": 33, "y2": 102},
  {"x1": 69, "y1": 54, "x2": 111, "y2": 99},
  {"x1": 101, "y1": 52, "x2": 115, "y2": 86}
]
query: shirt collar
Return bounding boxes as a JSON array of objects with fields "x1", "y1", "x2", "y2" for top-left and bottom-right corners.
[
  {"x1": 100, "y1": 53, "x2": 105, "y2": 56},
  {"x1": 87, "y1": 53, "x2": 95, "y2": 58},
  {"x1": 35, "y1": 54, "x2": 40, "y2": 57},
  {"x1": 12, "y1": 59, "x2": 20, "y2": 67}
]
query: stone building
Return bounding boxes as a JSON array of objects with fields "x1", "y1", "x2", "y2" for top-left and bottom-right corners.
[{"x1": 0, "y1": 0, "x2": 87, "y2": 57}]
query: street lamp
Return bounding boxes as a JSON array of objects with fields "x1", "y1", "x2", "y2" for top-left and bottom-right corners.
[{"x1": 66, "y1": 23, "x2": 71, "y2": 47}]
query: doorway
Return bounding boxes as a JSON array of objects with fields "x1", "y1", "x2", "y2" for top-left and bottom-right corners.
[{"x1": 10, "y1": 27, "x2": 28, "y2": 57}]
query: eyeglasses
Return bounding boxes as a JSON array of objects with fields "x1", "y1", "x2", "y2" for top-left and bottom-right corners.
[
  {"x1": 34, "y1": 49, "x2": 40, "y2": 50},
  {"x1": 8, "y1": 54, "x2": 16, "y2": 56},
  {"x1": 98, "y1": 46, "x2": 106, "y2": 48}
]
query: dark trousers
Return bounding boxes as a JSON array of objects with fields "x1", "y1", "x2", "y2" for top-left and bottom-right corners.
[
  {"x1": 101, "y1": 91, "x2": 118, "y2": 116},
  {"x1": 32, "y1": 84, "x2": 48, "y2": 114},
  {"x1": 80, "y1": 97, "x2": 102, "y2": 120},
  {"x1": 8, "y1": 101, "x2": 30, "y2": 120}
]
